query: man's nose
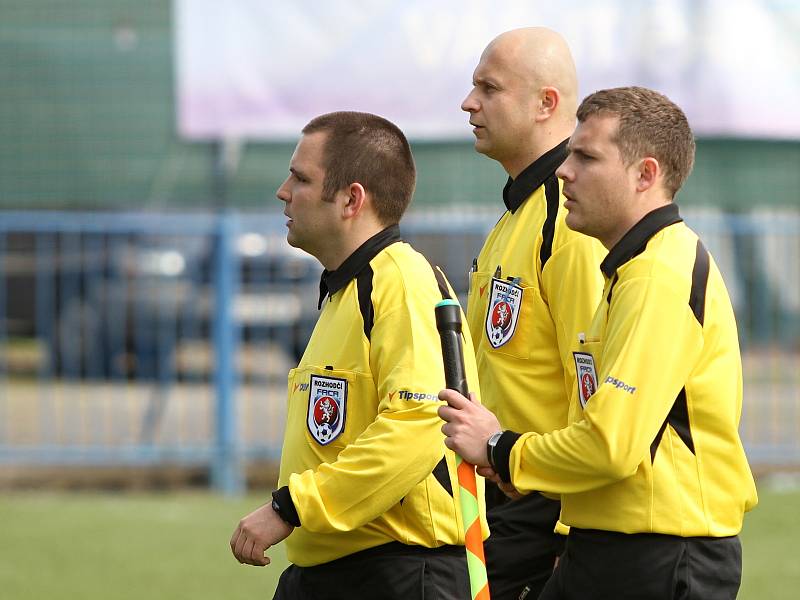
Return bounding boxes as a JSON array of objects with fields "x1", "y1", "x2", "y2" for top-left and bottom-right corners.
[
  {"x1": 276, "y1": 178, "x2": 290, "y2": 202},
  {"x1": 461, "y1": 90, "x2": 479, "y2": 113}
]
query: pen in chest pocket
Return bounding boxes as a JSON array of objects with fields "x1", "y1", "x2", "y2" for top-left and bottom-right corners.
[{"x1": 469, "y1": 257, "x2": 478, "y2": 289}]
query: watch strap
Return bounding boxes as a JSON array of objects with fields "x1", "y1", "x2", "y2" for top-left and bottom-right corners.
[{"x1": 486, "y1": 430, "x2": 504, "y2": 470}]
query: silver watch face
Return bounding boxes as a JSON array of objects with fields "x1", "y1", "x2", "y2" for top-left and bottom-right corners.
[{"x1": 487, "y1": 431, "x2": 503, "y2": 469}]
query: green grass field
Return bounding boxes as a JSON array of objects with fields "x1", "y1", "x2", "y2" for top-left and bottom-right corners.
[{"x1": 0, "y1": 485, "x2": 797, "y2": 599}]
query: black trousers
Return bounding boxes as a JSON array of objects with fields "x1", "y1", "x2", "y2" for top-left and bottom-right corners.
[
  {"x1": 272, "y1": 541, "x2": 470, "y2": 600},
  {"x1": 483, "y1": 483, "x2": 564, "y2": 600},
  {"x1": 539, "y1": 528, "x2": 742, "y2": 600}
]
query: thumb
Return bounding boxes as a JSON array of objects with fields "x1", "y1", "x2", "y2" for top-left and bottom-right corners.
[{"x1": 438, "y1": 388, "x2": 469, "y2": 408}]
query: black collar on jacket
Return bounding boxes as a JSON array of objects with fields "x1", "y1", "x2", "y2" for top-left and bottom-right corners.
[
  {"x1": 600, "y1": 203, "x2": 683, "y2": 278},
  {"x1": 502, "y1": 138, "x2": 569, "y2": 213},
  {"x1": 317, "y1": 225, "x2": 402, "y2": 308}
]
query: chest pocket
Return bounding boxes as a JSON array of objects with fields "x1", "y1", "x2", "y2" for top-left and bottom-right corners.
[
  {"x1": 574, "y1": 337, "x2": 601, "y2": 400},
  {"x1": 288, "y1": 365, "x2": 375, "y2": 451},
  {"x1": 470, "y1": 270, "x2": 548, "y2": 360}
]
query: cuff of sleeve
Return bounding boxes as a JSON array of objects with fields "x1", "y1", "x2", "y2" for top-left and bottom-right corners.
[
  {"x1": 495, "y1": 430, "x2": 521, "y2": 484},
  {"x1": 554, "y1": 520, "x2": 570, "y2": 536},
  {"x1": 272, "y1": 486, "x2": 301, "y2": 527}
]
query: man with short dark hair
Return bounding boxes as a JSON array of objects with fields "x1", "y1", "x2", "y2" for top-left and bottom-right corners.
[
  {"x1": 230, "y1": 111, "x2": 486, "y2": 600},
  {"x1": 460, "y1": 27, "x2": 605, "y2": 599},
  {"x1": 439, "y1": 87, "x2": 758, "y2": 598}
]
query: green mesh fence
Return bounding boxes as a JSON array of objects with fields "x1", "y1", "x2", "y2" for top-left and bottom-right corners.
[{"x1": 1, "y1": 1, "x2": 799, "y2": 211}]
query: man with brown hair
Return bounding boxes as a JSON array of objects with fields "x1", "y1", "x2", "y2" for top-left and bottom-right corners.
[
  {"x1": 439, "y1": 86, "x2": 758, "y2": 598},
  {"x1": 229, "y1": 111, "x2": 485, "y2": 600},
  {"x1": 461, "y1": 27, "x2": 605, "y2": 599}
]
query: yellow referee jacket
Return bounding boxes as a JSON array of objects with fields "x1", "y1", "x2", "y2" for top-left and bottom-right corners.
[
  {"x1": 467, "y1": 139, "x2": 606, "y2": 436},
  {"x1": 493, "y1": 204, "x2": 758, "y2": 537},
  {"x1": 275, "y1": 226, "x2": 487, "y2": 567}
]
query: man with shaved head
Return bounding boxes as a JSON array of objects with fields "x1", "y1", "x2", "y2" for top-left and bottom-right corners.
[
  {"x1": 441, "y1": 86, "x2": 757, "y2": 599},
  {"x1": 461, "y1": 28, "x2": 605, "y2": 599}
]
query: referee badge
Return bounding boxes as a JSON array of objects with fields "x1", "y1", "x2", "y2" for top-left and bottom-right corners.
[
  {"x1": 573, "y1": 352, "x2": 598, "y2": 409},
  {"x1": 307, "y1": 375, "x2": 347, "y2": 445},
  {"x1": 485, "y1": 277, "x2": 523, "y2": 348}
]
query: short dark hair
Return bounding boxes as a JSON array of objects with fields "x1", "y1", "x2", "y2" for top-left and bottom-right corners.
[
  {"x1": 302, "y1": 111, "x2": 416, "y2": 225},
  {"x1": 576, "y1": 86, "x2": 695, "y2": 197}
]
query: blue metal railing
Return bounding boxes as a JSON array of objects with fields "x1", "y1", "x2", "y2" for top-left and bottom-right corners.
[
  {"x1": 0, "y1": 209, "x2": 798, "y2": 492},
  {"x1": 0, "y1": 211, "x2": 305, "y2": 494},
  {"x1": 211, "y1": 213, "x2": 242, "y2": 493}
]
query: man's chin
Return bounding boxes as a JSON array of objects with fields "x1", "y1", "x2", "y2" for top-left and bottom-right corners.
[
  {"x1": 564, "y1": 212, "x2": 583, "y2": 234},
  {"x1": 473, "y1": 138, "x2": 491, "y2": 155}
]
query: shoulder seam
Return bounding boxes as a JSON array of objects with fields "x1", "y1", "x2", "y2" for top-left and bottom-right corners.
[
  {"x1": 355, "y1": 266, "x2": 375, "y2": 341},
  {"x1": 538, "y1": 174, "x2": 561, "y2": 272},
  {"x1": 689, "y1": 240, "x2": 710, "y2": 326}
]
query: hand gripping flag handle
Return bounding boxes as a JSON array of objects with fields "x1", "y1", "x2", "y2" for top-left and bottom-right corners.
[{"x1": 435, "y1": 299, "x2": 490, "y2": 600}]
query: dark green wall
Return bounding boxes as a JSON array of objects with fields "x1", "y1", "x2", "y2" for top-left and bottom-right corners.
[{"x1": 2, "y1": 1, "x2": 798, "y2": 210}]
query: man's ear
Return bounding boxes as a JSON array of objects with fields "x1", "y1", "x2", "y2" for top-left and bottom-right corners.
[
  {"x1": 341, "y1": 182, "x2": 367, "y2": 219},
  {"x1": 636, "y1": 157, "x2": 660, "y2": 192},
  {"x1": 535, "y1": 87, "x2": 560, "y2": 122}
]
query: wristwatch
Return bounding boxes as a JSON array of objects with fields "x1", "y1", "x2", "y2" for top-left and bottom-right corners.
[{"x1": 486, "y1": 430, "x2": 504, "y2": 470}]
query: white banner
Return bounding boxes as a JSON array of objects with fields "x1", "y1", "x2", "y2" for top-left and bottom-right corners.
[{"x1": 174, "y1": 0, "x2": 800, "y2": 140}]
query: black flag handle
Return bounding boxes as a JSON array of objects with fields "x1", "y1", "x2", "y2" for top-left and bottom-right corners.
[{"x1": 435, "y1": 299, "x2": 469, "y2": 398}]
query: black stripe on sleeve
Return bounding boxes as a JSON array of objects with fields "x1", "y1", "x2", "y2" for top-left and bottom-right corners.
[
  {"x1": 650, "y1": 387, "x2": 696, "y2": 462},
  {"x1": 356, "y1": 265, "x2": 375, "y2": 341},
  {"x1": 606, "y1": 273, "x2": 620, "y2": 305},
  {"x1": 689, "y1": 239, "x2": 710, "y2": 326},
  {"x1": 650, "y1": 420, "x2": 669, "y2": 463},
  {"x1": 669, "y1": 388, "x2": 695, "y2": 454},
  {"x1": 432, "y1": 457, "x2": 454, "y2": 497},
  {"x1": 650, "y1": 243, "x2": 707, "y2": 462},
  {"x1": 539, "y1": 174, "x2": 561, "y2": 272}
]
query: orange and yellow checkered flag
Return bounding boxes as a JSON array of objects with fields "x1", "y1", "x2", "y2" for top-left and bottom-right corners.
[{"x1": 435, "y1": 299, "x2": 490, "y2": 600}]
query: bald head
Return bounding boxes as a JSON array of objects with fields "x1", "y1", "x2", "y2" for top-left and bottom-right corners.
[
  {"x1": 484, "y1": 27, "x2": 578, "y2": 122},
  {"x1": 462, "y1": 27, "x2": 578, "y2": 176}
]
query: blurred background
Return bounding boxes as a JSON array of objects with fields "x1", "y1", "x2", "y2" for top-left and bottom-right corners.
[{"x1": 1, "y1": 1, "x2": 798, "y2": 598}]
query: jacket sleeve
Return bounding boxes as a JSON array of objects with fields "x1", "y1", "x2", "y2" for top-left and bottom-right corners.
[
  {"x1": 288, "y1": 278, "x2": 457, "y2": 533},
  {"x1": 500, "y1": 275, "x2": 704, "y2": 494}
]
